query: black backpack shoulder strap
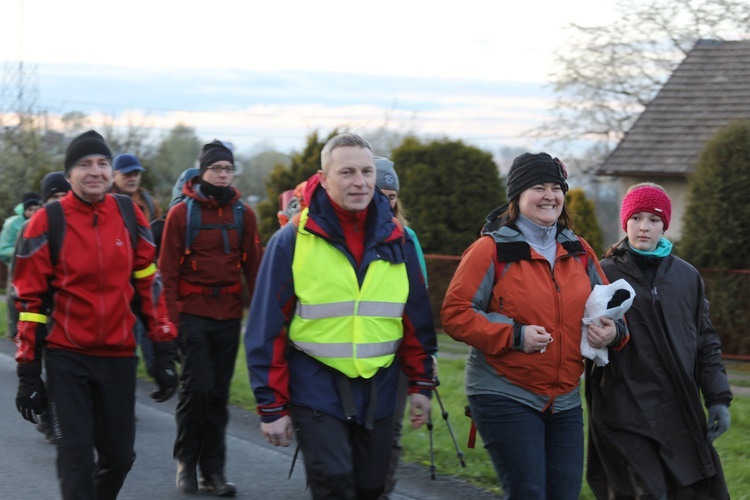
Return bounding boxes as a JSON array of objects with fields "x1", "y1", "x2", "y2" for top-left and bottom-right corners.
[
  {"x1": 44, "y1": 196, "x2": 139, "y2": 266},
  {"x1": 184, "y1": 198, "x2": 246, "y2": 254},
  {"x1": 44, "y1": 200, "x2": 65, "y2": 267},
  {"x1": 233, "y1": 199, "x2": 246, "y2": 244},
  {"x1": 184, "y1": 197, "x2": 199, "y2": 251},
  {"x1": 113, "y1": 193, "x2": 139, "y2": 250},
  {"x1": 142, "y1": 191, "x2": 155, "y2": 219}
]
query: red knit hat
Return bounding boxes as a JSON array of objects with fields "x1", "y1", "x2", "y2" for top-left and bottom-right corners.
[{"x1": 620, "y1": 185, "x2": 672, "y2": 231}]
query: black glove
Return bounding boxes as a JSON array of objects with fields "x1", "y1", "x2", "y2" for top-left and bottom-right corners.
[
  {"x1": 706, "y1": 404, "x2": 731, "y2": 442},
  {"x1": 16, "y1": 362, "x2": 47, "y2": 424},
  {"x1": 151, "y1": 340, "x2": 178, "y2": 402}
]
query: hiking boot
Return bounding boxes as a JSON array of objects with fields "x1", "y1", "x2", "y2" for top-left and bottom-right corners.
[
  {"x1": 200, "y1": 474, "x2": 236, "y2": 497},
  {"x1": 175, "y1": 461, "x2": 198, "y2": 493}
]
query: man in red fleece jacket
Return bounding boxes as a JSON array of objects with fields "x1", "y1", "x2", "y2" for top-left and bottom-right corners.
[{"x1": 12, "y1": 130, "x2": 178, "y2": 500}]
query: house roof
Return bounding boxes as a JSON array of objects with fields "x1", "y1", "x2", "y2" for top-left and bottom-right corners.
[{"x1": 597, "y1": 39, "x2": 750, "y2": 177}]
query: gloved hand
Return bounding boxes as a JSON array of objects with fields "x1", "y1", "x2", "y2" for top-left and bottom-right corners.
[
  {"x1": 150, "y1": 340, "x2": 178, "y2": 402},
  {"x1": 16, "y1": 362, "x2": 47, "y2": 424},
  {"x1": 706, "y1": 404, "x2": 731, "y2": 442}
]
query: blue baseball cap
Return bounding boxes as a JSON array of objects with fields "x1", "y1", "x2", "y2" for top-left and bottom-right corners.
[{"x1": 113, "y1": 154, "x2": 146, "y2": 174}]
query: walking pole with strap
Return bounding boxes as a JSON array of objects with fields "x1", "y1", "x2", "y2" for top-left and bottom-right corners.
[
  {"x1": 427, "y1": 414, "x2": 436, "y2": 480},
  {"x1": 288, "y1": 444, "x2": 300, "y2": 480},
  {"x1": 434, "y1": 381, "x2": 466, "y2": 468}
]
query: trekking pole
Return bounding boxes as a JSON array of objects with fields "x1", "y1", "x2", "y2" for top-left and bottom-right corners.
[
  {"x1": 288, "y1": 444, "x2": 300, "y2": 480},
  {"x1": 427, "y1": 414, "x2": 436, "y2": 480},
  {"x1": 434, "y1": 386, "x2": 466, "y2": 468}
]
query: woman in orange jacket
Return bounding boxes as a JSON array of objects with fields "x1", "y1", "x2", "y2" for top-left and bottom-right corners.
[{"x1": 441, "y1": 152, "x2": 628, "y2": 499}]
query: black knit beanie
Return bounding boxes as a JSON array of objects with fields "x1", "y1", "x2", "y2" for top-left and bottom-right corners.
[
  {"x1": 41, "y1": 171, "x2": 71, "y2": 202},
  {"x1": 199, "y1": 140, "x2": 234, "y2": 175},
  {"x1": 506, "y1": 152, "x2": 569, "y2": 201},
  {"x1": 64, "y1": 130, "x2": 112, "y2": 173},
  {"x1": 22, "y1": 192, "x2": 41, "y2": 210}
]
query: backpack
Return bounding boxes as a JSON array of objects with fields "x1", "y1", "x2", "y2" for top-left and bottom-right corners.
[
  {"x1": 183, "y1": 197, "x2": 246, "y2": 255},
  {"x1": 140, "y1": 190, "x2": 156, "y2": 222},
  {"x1": 144, "y1": 197, "x2": 247, "y2": 263},
  {"x1": 45, "y1": 193, "x2": 138, "y2": 266}
]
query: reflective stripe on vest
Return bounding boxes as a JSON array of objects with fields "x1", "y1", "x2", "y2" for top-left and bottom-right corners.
[
  {"x1": 289, "y1": 208, "x2": 408, "y2": 379},
  {"x1": 295, "y1": 301, "x2": 405, "y2": 319},
  {"x1": 291, "y1": 339, "x2": 402, "y2": 359}
]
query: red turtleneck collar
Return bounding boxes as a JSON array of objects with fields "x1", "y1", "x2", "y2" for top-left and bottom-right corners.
[{"x1": 328, "y1": 194, "x2": 368, "y2": 266}]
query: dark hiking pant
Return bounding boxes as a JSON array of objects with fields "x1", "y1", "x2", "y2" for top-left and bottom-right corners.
[
  {"x1": 46, "y1": 349, "x2": 137, "y2": 500},
  {"x1": 173, "y1": 314, "x2": 240, "y2": 478},
  {"x1": 290, "y1": 404, "x2": 395, "y2": 500}
]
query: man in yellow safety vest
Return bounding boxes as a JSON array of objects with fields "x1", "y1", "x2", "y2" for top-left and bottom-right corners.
[{"x1": 246, "y1": 133, "x2": 437, "y2": 499}]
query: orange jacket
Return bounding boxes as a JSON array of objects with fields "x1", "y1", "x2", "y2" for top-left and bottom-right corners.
[{"x1": 442, "y1": 222, "x2": 626, "y2": 401}]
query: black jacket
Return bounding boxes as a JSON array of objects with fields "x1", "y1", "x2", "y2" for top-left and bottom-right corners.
[{"x1": 585, "y1": 247, "x2": 732, "y2": 499}]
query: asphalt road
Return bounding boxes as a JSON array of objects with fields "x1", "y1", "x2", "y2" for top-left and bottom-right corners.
[{"x1": 0, "y1": 337, "x2": 498, "y2": 499}]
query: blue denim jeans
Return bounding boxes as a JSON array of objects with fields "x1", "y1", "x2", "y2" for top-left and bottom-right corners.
[{"x1": 468, "y1": 394, "x2": 583, "y2": 500}]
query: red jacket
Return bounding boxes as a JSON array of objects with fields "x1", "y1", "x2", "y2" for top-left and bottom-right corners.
[
  {"x1": 158, "y1": 179, "x2": 261, "y2": 323},
  {"x1": 13, "y1": 192, "x2": 176, "y2": 363}
]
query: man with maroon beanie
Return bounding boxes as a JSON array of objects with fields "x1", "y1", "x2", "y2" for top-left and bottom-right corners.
[
  {"x1": 13, "y1": 130, "x2": 178, "y2": 499},
  {"x1": 159, "y1": 139, "x2": 261, "y2": 496}
]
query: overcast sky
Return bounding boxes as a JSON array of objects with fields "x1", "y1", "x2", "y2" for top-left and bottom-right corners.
[{"x1": 1, "y1": 0, "x2": 617, "y2": 155}]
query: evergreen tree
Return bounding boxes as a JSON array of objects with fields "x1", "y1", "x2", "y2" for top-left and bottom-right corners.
[
  {"x1": 682, "y1": 121, "x2": 750, "y2": 269},
  {"x1": 681, "y1": 120, "x2": 750, "y2": 355},
  {"x1": 256, "y1": 129, "x2": 342, "y2": 243},
  {"x1": 565, "y1": 188, "x2": 604, "y2": 258},
  {"x1": 233, "y1": 149, "x2": 291, "y2": 205},
  {"x1": 391, "y1": 137, "x2": 504, "y2": 255}
]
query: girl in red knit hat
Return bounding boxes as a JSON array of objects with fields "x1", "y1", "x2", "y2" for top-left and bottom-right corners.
[{"x1": 586, "y1": 182, "x2": 732, "y2": 499}]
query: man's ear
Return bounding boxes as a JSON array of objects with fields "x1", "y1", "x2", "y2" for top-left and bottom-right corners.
[{"x1": 318, "y1": 169, "x2": 328, "y2": 190}]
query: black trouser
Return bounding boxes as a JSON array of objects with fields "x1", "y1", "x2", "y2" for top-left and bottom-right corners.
[
  {"x1": 381, "y1": 370, "x2": 409, "y2": 498},
  {"x1": 173, "y1": 314, "x2": 240, "y2": 478},
  {"x1": 290, "y1": 405, "x2": 395, "y2": 500},
  {"x1": 6, "y1": 293, "x2": 18, "y2": 338},
  {"x1": 45, "y1": 349, "x2": 137, "y2": 500}
]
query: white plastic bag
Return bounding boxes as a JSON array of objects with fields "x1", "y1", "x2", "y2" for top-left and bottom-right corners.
[{"x1": 581, "y1": 279, "x2": 635, "y2": 366}]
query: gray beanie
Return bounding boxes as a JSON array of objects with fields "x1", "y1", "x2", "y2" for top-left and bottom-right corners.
[{"x1": 375, "y1": 156, "x2": 399, "y2": 192}]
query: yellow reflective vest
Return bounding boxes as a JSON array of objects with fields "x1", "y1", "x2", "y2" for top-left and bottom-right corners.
[{"x1": 289, "y1": 209, "x2": 409, "y2": 378}]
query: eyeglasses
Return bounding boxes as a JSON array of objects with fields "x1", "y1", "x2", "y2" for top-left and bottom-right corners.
[{"x1": 206, "y1": 165, "x2": 236, "y2": 173}]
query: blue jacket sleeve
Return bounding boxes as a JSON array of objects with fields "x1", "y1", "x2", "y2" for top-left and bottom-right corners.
[
  {"x1": 398, "y1": 231, "x2": 437, "y2": 396},
  {"x1": 244, "y1": 224, "x2": 297, "y2": 422}
]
